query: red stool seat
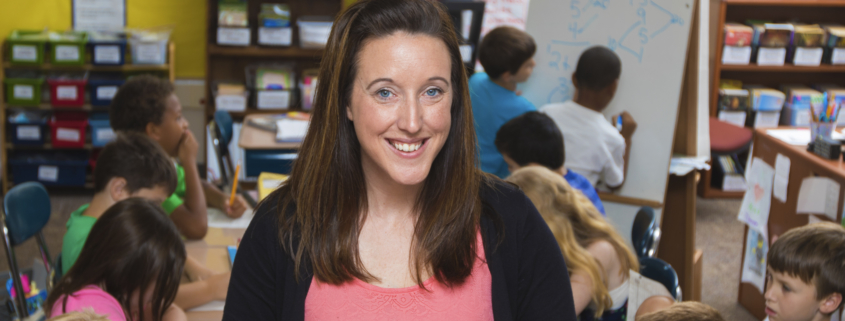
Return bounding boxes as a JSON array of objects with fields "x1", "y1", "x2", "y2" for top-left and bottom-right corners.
[{"x1": 710, "y1": 117, "x2": 753, "y2": 154}]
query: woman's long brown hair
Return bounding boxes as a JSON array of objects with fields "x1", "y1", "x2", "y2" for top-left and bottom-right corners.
[
  {"x1": 273, "y1": 0, "x2": 483, "y2": 287},
  {"x1": 46, "y1": 198, "x2": 186, "y2": 321}
]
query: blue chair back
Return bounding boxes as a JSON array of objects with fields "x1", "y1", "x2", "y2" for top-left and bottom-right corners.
[
  {"x1": 214, "y1": 110, "x2": 234, "y2": 148},
  {"x1": 3, "y1": 182, "x2": 51, "y2": 246},
  {"x1": 639, "y1": 257, "x2": 681, "y2": 300},
  {"x1": 631, "y1": 206, "x2": 660, "y2": 259}
]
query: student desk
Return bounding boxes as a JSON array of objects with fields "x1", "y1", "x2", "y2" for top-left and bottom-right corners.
[
  {"x1": 185, "y1": 227, "x2": 246, "y2": 321},
  {"x1": 737, "y1": 127, "x2": 845, "y2": 320},
  {"x1": 239, "y1": 114, "x2": 302, "y2": 177}
]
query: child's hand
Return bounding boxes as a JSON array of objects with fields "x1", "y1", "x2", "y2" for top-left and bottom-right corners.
[
  {"x1": 207, "y1": 272, "x2": 231, "y2": 301},
  {"x1": 618, "y1": 111, "x2": 638, "y2": 139},
  {"x1": 177, "y1": 130, "x2": 199, "y2": 164},
  {"x1": 225, "y1": 195, "x2": 248, "y2": 218}
]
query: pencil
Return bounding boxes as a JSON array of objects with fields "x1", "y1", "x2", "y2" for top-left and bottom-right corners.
[{"x1": 230, "y1": 163, "x2": 241, "y2": 205}]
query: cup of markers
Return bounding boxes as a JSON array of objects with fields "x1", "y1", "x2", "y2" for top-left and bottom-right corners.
[{"x1": 810, "y1": 93, "x2": 840, "y2": 141}]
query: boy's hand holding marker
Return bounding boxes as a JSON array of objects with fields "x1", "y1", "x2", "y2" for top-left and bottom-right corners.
[{"x1": 617, "y1": 111, "x2": 638, "y2": 139}]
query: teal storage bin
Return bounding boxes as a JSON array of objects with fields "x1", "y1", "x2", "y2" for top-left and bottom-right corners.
[
  {"x1": 4, "y1": 71, "x2": 45, "y2": 106},
  {"x1": 6, "y1": 30, "x2": 48, "y2": 65},
  {"x1": 48, "y1": 31, "x2": 88, "y2": 66}
]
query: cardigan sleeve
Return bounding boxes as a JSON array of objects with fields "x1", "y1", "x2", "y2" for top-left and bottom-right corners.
[{"x1": 223, "y1": 203, "x2": 283, "y2": 320}]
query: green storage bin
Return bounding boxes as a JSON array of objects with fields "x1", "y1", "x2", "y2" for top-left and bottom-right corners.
[
  {"x1": 5, "y1": 71, "x2": 45, "y2": 106},
  {"x1": 48, "y1": 31, "x2": 88, "y2": 66},
  {"x1": 6, "y1": 30, "x2": 48, "y2": 65}
]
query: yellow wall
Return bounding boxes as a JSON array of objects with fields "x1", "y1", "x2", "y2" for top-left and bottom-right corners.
[{"x1": 0, "y1": 0, "x2": 207, "y2": 78}]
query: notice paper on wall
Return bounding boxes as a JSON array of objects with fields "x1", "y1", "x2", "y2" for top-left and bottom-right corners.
[
  {"x1": 741, "y1": 228, "x2": 768, "y2": 294},
  {"x1": 73, "y1": 0, "x2": 126, "y2": 31},
  {"x1": 738, "y1": 158, "x2": 774, "y2": 238},
  {"x1": 796, "y1": 177, "x2": 840, "y2": 221},
  {"x1": 773, "y1": 154, "x2": 791, "y2": 203}
]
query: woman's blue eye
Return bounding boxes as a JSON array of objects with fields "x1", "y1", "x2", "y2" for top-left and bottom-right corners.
[
  {"x1": 378, "y1": 90, "x2": 391, "y2": 98},
  {"x1": 426, "y1": 89, "x2": 440, "y2": 96}
]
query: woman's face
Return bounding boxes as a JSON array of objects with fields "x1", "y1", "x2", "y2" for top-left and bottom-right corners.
[{"x1": 347, "y1": 32, "x2": 453, "y2": 188}]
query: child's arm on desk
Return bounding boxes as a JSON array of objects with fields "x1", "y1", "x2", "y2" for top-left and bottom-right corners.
[
  {"x1": 171, "y1": 131, "x2": 208, "y2": 240},
  {"x1": 203, "y1": 181, "x2": 248, "y2": 219},
  {"x1": 174, "y1": 272, "x2": 230, "y2": 310}
]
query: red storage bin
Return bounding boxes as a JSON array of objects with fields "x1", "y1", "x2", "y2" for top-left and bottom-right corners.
[
  {"x1": 50, "y1": 112, "x2": 88, "y2": 148},
  {"x1": 47, "y1": 76, "x2": 87, "y2": 107}
]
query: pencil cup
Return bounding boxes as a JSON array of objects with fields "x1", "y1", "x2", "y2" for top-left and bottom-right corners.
[{"x1": 810, "y1": 121, "x2": 836, "y2": 140}]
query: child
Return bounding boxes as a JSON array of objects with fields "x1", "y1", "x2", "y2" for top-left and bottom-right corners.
[
  {"x1": 47, "y1": 310, "x2": 110, "y2": 321},
  {"x1": 495, "y1": 111, "x2": 606, "y2": 215},
  {"x1": 506, "y1": 166, "x2": 673, "y2": 320},
  {"x1": 764, "y1": 222, "x2": 845, "y2": 321},
  {"x1": 48, "y1": 198, "x2": 186, "y2": 321},
  {"x1": 638, "y1": 301, "x2": 725, "y2": 321},
  {"x1": 540, "y1": 46, "x2": 637, "y2": 190},
  {"x1": 61, "y1": 133, "x2": 230, "y2": 311},
  {"x1": 109, "y1": 75, "x2": 247, "y2": 240},
  {"x1": 470, "y1": 26, "x2": 537, "y2": 178}
]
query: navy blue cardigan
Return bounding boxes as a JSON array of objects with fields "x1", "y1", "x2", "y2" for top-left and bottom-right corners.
[{"x1": 223, "y1": 180, "x2": 576, "y2": 320}]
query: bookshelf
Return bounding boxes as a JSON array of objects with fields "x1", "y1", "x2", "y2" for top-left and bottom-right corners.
[{"x1": 701, "y1": 0, "x2": 845, "y2": 199}]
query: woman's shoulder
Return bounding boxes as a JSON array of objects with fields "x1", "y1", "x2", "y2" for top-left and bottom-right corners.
[{"x1": 480, "y1": 176, "x2": 532, "y2": 221}]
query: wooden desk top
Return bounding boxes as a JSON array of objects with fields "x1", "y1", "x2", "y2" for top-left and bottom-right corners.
[
  {"x1": 184, "y1": 227, "x2": 246, "y2": 321},
  {"x1": 756, "y1": 127, "x2": 845, "y2": 177},
  {"x1": 238, "y1": 114, "x2": 302, "y2": 150}
]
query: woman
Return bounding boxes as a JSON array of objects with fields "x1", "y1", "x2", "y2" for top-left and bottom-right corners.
[
  {"x1": 223, "y1": 0, "x2": 575, "y2": 320},
  {"x1": 506, "y1": 167, "x2": 674, "y2": 321}
]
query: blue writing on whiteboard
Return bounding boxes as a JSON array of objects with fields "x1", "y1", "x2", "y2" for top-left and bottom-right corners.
[
  {"x1": 547, "y1": 77, "x2": 573, "y2": 104},
  {"x1": 568, "y1": 14, "x2": 598, "y2": 40},
  {"x1": 649, "y1": 0, "x2": 684, "y2": 39}
]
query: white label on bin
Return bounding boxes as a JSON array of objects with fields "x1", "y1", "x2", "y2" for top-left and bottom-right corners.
[
  {"x1": 38, "y1": 166, "x2": 59, "y2": 182},
  {"x1": 258, "y1": 27, "x2": 292, "y2": 46},
  {"x1": 54, "y1": 45, "x2": 80, "y2": 62},
  {"x1": 94, "y1": 45, "x2": 121, "y2": 64},
  {"x1": 56, "y1": 86, "x2": 78, "y2": 100},
  {"x1": 218, "y1": 27, "x2": 251, "y2": 46},
  {"x1": 56, "y1": 128, "x2": 81, "y2": 142},
  {"x1": 832, "y1": 48, "x2": 845, "y2": 65},
  {"x1": 757, "y1": 47, "x2": 786, "y2": 66},
  {"x1": 12, "y1": 45, "x2": 37, "y2": 62},
  {"x1": 301, "y1": 25, "x2": 331, "y2": 48},
  {"x1": 721, "y1": 46, "x2": 752, "y2": 65},
  {"x1": 13, "y1": 85, "x2": 33, "y2": 99},
  {"x1": 16, "y1": 125, "x2": 40, "y2": 140},
  {"x1": 794, "y1": 47, "x2": 823, "y2": 66},
  {"x1": 718, "y1": 111, "x2": 747, "y2": 127},
  {"x1": 97, "y1": 86, "x2": 118, "y2": 100},
  {"x1": 136, "y1": 44, "x2": 164, "y2": 64},
  {"x1": 96, "y1": 128, "x2": 116, "y2": 143},
  {"x1": 215, "y1": 95, "x2": 247, "y2": 111},
  {"x1": 257, "y1": 91, "x2": 290, "y2": 109},
  {"x1": 754, "y1": 111, "x2": 781, "y2": 128}
]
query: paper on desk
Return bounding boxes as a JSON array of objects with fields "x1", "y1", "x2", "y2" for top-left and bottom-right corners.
[
  {"x1": 276, "y1": 119, "x2": 309, "y2": 141},
  {"x1": 738, "y1": 157, "x2": 774, "y2": 238},
  {"x1": 741, "y1": 228, "x2": 768, "y2": 294},
  {"x1": 796, "y1": 177, "x2": 840, "y2": 221},
  {"x1": 188, "y1": 300, "x2": 225, "y2": 312},
  {"x1": 767, "y1": 128, "x2": 845, "y2": 146},
  {"x1": 773, "y1": 154, "x2": 791, "y2": 203},
  {"x1": 669, "y1": 156, "x2": 710, "y2": 176},
  {"x1": 207, "y1": 207, "x2": 255, "y2": 229}
]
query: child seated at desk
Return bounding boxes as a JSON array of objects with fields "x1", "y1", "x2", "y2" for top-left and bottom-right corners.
[
  {"x1": 49, "y1": 198, "x2": 186, "y2": 321},
  {"x1": 109, "y1": 75, "x2": 247, "y2": 240},
  {"x1": 638, "y1": 301, "x2": 725, "y2": 321},
  {"x1": 61, "y1": 133, "x2": 230, "y2": 313},
  {"x1": 495, "y1": 111, "x2": 605, "y2": 215},
  {"x1": 540, "y1": 46, "x2": 637, "y2": 190},
  {"x1": 763, "y1": 222, "x2": 845, "y2": 321},
  {"x1": 470, "y1": 26, "x2": 537, "y2": 178}
]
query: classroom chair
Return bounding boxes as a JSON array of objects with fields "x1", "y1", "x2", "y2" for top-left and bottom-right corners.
[
  {"x1": 1, "y1": 182, "x2": 54, "y2": 318},
  {"x1": 631, "y1": 206, "x2": 661, "y2": 259},
  {"x1": 639, "y1": 257, "x2": 681, "y2": 301},
  {"x1": 709, "y1": 117, "x2": 753, "y2": 173},
  {"x1": 210, "y1": 110, "x2": 257, "y2": 207}
]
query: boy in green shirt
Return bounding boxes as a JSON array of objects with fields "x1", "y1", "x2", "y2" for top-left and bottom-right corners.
[
  {"x1": 61, "y1": 133, "x2": 231, "y2": 311},
  {"x1": 109, "y1": 75, "x2": 248, "y2": 240}
]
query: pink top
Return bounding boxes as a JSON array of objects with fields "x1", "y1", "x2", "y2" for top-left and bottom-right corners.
[
  {"x1": 304, "y1": 232, "x2": 493, "y2": 321},
  {"x1": 49, "y1": 285, "x2": 127, "y2": 321}
]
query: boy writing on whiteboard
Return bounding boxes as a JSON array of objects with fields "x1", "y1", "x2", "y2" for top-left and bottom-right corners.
[
  {"x1": 541, "y1": 46, "x2": 637, "y2": 190},
  {"x1": 469, "y1": 26, "x2": 537, "y2": 178}
]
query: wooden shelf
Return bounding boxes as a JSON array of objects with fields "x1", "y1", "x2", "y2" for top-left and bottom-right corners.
[
  {"x1": 724, "y1": 0, "x2": 845, "y2": 6},
  {"x1": 699, "y1": 186, "x2": 745, "y2": 199},
  {"x1": 208, "y1": 45, "x2": 323, "y2": 58},
  {"x1": 2, "y1": 62, "x2": 170, "y2": 71},
  {"x1": 721, "y1": 64, "x2": 845, "y2": 72},
  {"x1": 226, "y1": 108, "x2": 294, "y2": 118},
  {"x1": 5, "y1": 104, "x2": 108, "y2": 111},
  {"x1": 6, "y1": 143, "x2": 94, "y2": 150}
]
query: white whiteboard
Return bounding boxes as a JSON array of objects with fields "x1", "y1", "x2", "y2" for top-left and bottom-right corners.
[{"x1": 520, "y1": 0, "x2": 694, "y2": 204}]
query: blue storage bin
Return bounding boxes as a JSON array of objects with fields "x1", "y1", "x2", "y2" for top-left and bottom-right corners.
[
  {"x1": 245, "y1": 149, "x2": 298, "y2": 177},
  {"x1": 87, "y1": 74, "x2": 124, "y2": 106},
  {"x1": 89, "y1": 112, "x2": 115, "y2": 147},
  {"x1": 9, "y1": 151, "x2": 89, "y2": 186},
  {"x1": 88, "y1": 31, "x2": 127, "y2": 66},
  {"x1": 780, "y1": 104, "x2": 811, "y2": 126},
  {"x1": 8, "y1": 110, "x2": 49, "y2": 145}
]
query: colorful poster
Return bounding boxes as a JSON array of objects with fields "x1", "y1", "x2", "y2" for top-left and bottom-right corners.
[
  {"x1": 480, "y1": 0, "x2": 531, "y2": 35},
  {"x1": 741, "y1": 228, "x2": 768, "y2": 294},
  {"x1": 738, "y1": 157, "x2": 774, "y2": 238}
]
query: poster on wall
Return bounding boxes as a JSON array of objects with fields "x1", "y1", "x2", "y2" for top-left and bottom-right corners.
[
  {"x1": 737, "y1": 157, "x2": 774, "y2": 238},
  {"x1": 741, "y1": 228, "x2": 768, "y2": 294},
  {"x1": 480, "y1": 0, "x2": 531, "y2": 35},
  {"x1": 73, "y1": 0, "x2": 126, "y2": 31}
]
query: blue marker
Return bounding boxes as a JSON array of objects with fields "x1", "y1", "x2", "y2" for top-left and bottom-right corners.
[{"x1": 615, "y1": 115, "x2": 623, "y2": 131}]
